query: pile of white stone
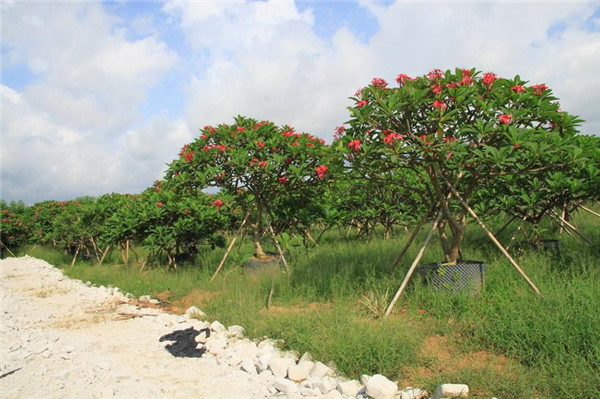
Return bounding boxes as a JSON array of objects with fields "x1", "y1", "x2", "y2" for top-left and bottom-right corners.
[{"x1": 180, "y1": 306, "x2": 470, "y2": 399}]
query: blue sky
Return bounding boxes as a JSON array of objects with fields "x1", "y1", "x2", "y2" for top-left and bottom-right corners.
[{"x1": 2, "y1": 0, "x2": 600, "y2": 204}]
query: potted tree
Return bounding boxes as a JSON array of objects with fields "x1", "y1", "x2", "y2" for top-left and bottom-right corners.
[
  {"x1": 164, "y1": 116, "x2": 332, "y2": 264},
  {"x1": 335, "y1": 68, "x2": 583, "y2": 292}
]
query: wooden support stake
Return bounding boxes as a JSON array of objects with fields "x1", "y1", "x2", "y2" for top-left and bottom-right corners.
[
  {"x1": 440, "y1": 176, "x2": 541, "y2": 295},
  {"x1": 70, "y1": 244, "x2": 82, "y2": 268},
  {"x1": 210, "y1": 213, "x2": 250, "y2": 282},
  {"x1": 494, "y1": 215, "x2": 519, "y2": 237},
  {"x1": 1, "y1": 242, "x2": 16, "y2": 258},
  {"x1": 388, "y1": 212, "x2": 430, "y2": 273},
  {"x1": 268, "y1": 224, "x2": 289, "y2": 273},
  {"x1": 505, "y1": 215, "x2": 528, "y2": 251},
  {"x1": 384, "y1": 212, "x2": 443, "y2": 318},
  {"x1": 548, "y1": 210, "x2": 592, "y2": 245},
  {"x1": 580, "y1": 205, "x2": 600, "y2": 219},
  {"x1": 97, "y1": 245, "x2": 110, "y2": 267}
]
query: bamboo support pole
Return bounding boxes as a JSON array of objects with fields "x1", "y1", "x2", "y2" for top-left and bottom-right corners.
[
  {"x1": 559, "y1": 203, "x2": 568, "y2": 235},
  {"x1": 494, "y1": 215, "x2": 519, "y2": 237},
  {"x1": 505, "y1": 215, "x2": 528, "y2": 251},
  {"x1": 70, "y1": 244, "x2": 82, "y2": 268},
  {"x1": 97, "y1": 245, "x2": 110, "y2": 267},
  {"x1": 268, "y1": 224, "x2": 289, "y2": 272},
  {"x1": 440, "y1": 176, "x2": 541, "y2": 295},
  {"x1": 388, "y1": 212, "x2": 430, "y2": 273},
  {"x1": 211, "y1": 213, "x2": 250, "y2": 282},
  {"x1": 580, "y1": 205, "x2": 600, "y2": 219},
  {"x1": 1, "y1": 242, "x2": 16, "y2": 257},
  {"x1": 384, "y1": 212, "x2": 443, "y2": 318},
  {"x1": 548, "y1": 210, "x2": 592, "y2": 245}
]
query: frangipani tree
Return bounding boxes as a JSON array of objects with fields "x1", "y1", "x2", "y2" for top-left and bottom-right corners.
[
  {"x1": 335, "y1": 68, "x2": 583, "y2": 263},
  {"x1": 165, "y1": 116, "x2": 332, "y2": 258}
]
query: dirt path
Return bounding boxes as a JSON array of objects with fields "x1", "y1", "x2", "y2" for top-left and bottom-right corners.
[{"x1": 0, "y1": 256, "x2": 273, "y2": 399}]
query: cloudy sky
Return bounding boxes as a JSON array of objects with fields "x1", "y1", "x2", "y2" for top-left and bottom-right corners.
[{"x1": 2, "y1": 0, "x2": 599, "y2": 204}]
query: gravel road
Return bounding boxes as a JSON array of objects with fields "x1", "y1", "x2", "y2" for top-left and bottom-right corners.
[{"x1": 0, "y1": 256, "x2": 275, "y2": 399}]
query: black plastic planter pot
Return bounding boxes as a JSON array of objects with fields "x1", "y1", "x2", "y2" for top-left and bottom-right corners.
[
  {"x1": 419, "y1": 260, "x2": 486, "y2": 295},
  {"x1": 243, "y1": 255, "x2": 280, "y2": 275}
]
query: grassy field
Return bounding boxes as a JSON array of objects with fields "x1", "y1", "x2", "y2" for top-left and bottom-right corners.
[{"x1": 16, "y1": 206, "x2": 600, "y2": 399}]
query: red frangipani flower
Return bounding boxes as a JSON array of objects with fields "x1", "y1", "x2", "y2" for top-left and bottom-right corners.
[
  {"x1": 334, "y1": 126, "x2": 346, "y2": 140},
  {"x1": 499, "y1": 114, "x2": 513, "y2": 124},
  {"x1": 356, "y1": 100, "x2": 368, "y2": 108},
  {"x1": 348, "y1": 140, "x2": 362, "y2": 152},
  {"x1": 433, "y1": 100, "x2": 447, "y2": 110},
  {"x1": 383, "y1": 131, "x2": 404, "y2": 145},
  {"x1": 371, "y1": 77, "x2": 388, "y2": 89},
  {"x1": 427, "y1": 68, "x2": 444, "y2": 81},
  {"x1": 511, "y1": 85, "x2": 525, "y2": 93},
  {"x1": 184, "y1": 152, "x2": 194, "y2": 163},
  {"x1": 431, "y1": 85, "x2": 442, "y2": 95},
  {"x1": 482, "y1": 72, "x2": 497, "y2": 86},
  {"x1": 396, "y1": 74, "x2": 415, "y2": 85},
  {"x1": 531, "y1": 84, "x2": 549, "y2": 95},
  {"x1": 278, "y1": 176, "x2": 288, "y2": 184},
  {"x1": 315, "y1": 165, "x2": 328, "y2": 179},
  {"x1": 156, "y1": 202, "x2": 163, "y2": 208},
  {"x1": 212, "y1": 199, "x2": 224, "y2": 208}
]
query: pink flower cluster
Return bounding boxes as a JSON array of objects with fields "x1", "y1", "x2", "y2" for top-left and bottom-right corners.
[
  {"x1": 348, "y1": 140, "x2": 362, "y2": 152},
  {"x1": 382, "y1": 130, "x2": 404, "y2": 145},
  {"x1": 498, "y1": 114, "x2": 512, "y2": 124},
  {"x1": 371, "y1": 77, "x2": 388, "y2": 89},
  {"x1": 396, "y1": 74, "x2": 415, "y2": 86},
  {"x1": 315, "y1": 165, "x2": 328, "y2": 179},
  {"x1": 203, "y1": 144, "x2": 227, "y2": 153}
]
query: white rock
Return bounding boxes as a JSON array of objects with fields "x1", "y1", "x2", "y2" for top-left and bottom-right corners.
[
  {"x1": 288, "y1": 360, "x2": 314, "y2": 382},
  {"x1": 258, "y1": 369, "x2": 274, "y2": 384},
  {"x1": 299, "y1": 352, "x2": 312, "y2": 362},
  {"x1": 227, "y1": 324, "x2": 245, "y2": 336},
  {"x1": 241, "y1": 357, "x2": 257, "y2": 375},
  {"x1": 269, "y1": 356, "x2": 295, "y2": 378},
  {"x1": 195, "y1": 330, "x2": 209, "y2": 344},
  {"x1": 273, "y1": 377, "x2": 299, "y2": 394},
  {"x1": 205, "y1": 336, "x2": 227, "y2": 355},
  {"x1": 235, "y1": 341, "x2": 258, "y2": 359},
  {"x1": 398, "y1": 387, "x2": 428, "y2": 399},
  {"x1": 186, "y1": 306, "x2": 206, "y2": 320},
  {"x1": 209, "y1": 320, "x2": 226, "y2": 333},
  {"x1": 364, "y1": 374, "x2": 398, "y2": 399},
  {"x1": 227, "y1": 354, "x2": 242, "y2": 367},
  {"x1": 323, "y1": 390, "x2": 343, "y2": 399},
  {"x1": 337, "y1": 379, "x2": 362, "y2": 396},
  {"x1": 310, "y1": 376, "x2": 337, "y2": 394},
  {"x1": 310, "y1": 361, "x2": 334, "y2": 378},
  {"x1": 300, "y1": 386, "x2": 317, "y2": 396},
  {"x1": 139, "y1": 295, "x2": 152, "y2": 303},
  {"x1": 257, "y1": 352, "x2": 273, "y2": 372},
  {"x1": 432, "y1": 384, "x2": 469, "y2": 399},
  {"x1": 361, "y1": 374, "x2": 371, "y2": 386}
]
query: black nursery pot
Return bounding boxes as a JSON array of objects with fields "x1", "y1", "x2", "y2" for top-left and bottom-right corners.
[
  {"x1": 243, "y1": 253, "x2": 280, "y2": 274},
  {"x1": 419, "y1": 260, "x2": 486, "y2": 295}
]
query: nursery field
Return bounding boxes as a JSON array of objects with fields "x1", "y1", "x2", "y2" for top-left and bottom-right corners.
[
  {"x1": 15, "y1": 204, "x2": 600, "y2": 399},
  {"x1": 4, "y1": 69, "x2": 600, "y2": 398}
]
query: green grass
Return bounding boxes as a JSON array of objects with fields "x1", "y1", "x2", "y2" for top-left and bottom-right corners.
[{"x1": 13, "y1": 205, "x2": 600, "y2": 398}]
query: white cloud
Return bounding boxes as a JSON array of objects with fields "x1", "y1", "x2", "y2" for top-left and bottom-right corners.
[
  {"x1": 2, "y1": 0, "x2": 599, "y2": 204},
  {"x1": 1, "y1": 2, "x2": 182, "y2": 203}
]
